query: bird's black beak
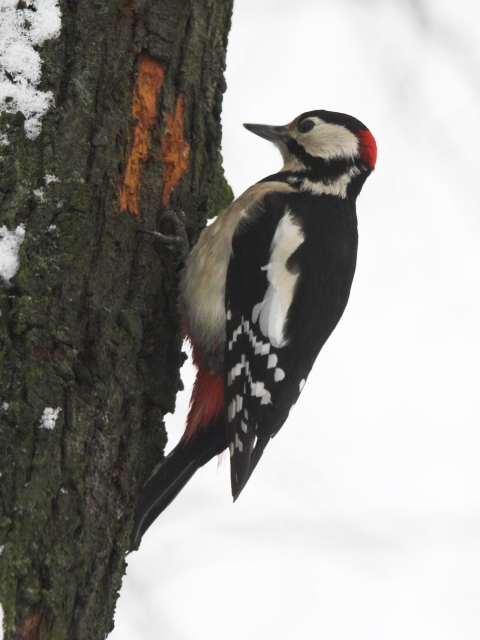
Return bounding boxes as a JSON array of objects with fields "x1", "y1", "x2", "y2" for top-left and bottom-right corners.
[{"x1": 243, "y1": 123, "x2": 289, "y2": 144}]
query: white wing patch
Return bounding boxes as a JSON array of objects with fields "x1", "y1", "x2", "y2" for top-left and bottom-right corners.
[{"x1": 252, "y1": 210, "x2": 304, "y2": 348}]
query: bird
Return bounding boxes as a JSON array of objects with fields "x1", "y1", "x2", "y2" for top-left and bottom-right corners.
[{"x1": 131, "y1": 110, "x2": 377, "y2": 548}]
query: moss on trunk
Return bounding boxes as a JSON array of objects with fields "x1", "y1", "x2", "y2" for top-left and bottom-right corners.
[{"x1": 0, "y1": 0, "x2": 233, "y2": 637}]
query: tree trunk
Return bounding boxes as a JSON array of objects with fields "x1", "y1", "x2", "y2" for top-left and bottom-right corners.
[{"x1": 0, "y1": 1, "x2": 233, "y2": 638}]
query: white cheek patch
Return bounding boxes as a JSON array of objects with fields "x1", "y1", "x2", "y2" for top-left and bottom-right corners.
[
  {"x1": 296, "y1": 118, "x2": 359, "y2": 161},
  {"x1": 252, "y1": 210, "x2": 304, "y2": 348}
]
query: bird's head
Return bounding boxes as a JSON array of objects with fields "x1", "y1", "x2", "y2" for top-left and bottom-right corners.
[{"x1": 244, "y1": 110, "x2": 377, "y2": 178}]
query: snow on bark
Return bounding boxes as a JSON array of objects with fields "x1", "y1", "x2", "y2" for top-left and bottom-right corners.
[
  {"x1": 38, "y1": 407, "x2": 61, "y2": 430},
  {"x1": 0, "y1": 0, "x2": 61, "y2": 139},
  {"x1": 0, "y1": 224, "x2": 25, "y2": 287}
]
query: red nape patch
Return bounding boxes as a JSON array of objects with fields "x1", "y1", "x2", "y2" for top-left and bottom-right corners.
[
  {"x1": 358, "y1": 129, "x2": 377, "y2": 169},
  {"x1": 182, "y1": 359, "x2": 225, "y2": 443}
]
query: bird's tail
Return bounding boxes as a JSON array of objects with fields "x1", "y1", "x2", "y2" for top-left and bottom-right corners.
[{"x1": 131, "y1": 417, "x2": 228, "y2": 549}]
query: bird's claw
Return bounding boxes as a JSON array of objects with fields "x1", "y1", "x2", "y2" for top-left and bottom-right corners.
[
  {"x1": 159, "y1": 209, "x2": 187, "y2": 227},
  {"x1": 139, "y1": 209, "x2": 189, "y2": 261}
]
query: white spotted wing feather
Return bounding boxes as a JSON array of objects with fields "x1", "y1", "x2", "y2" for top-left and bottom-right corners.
[{"x1": 226, "y1": 206, "x2": 306, "y2": 497}]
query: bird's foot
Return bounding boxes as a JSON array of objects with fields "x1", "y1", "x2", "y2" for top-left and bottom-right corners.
[{"x1": 139, "y1": 209, "x2": 189, "y2": 261}]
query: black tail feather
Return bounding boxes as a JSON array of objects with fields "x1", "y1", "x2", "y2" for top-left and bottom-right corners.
[
  {"x1": 131, "y1": 418, "x2": 228, "y2": 549},
  {"x1": 231, "y1": 437, "x2": 269, "y2": 502}
]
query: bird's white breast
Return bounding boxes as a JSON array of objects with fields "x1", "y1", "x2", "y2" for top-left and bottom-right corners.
[{"x1": 179, "y1": 181, "x2": 295, "y2": 353}]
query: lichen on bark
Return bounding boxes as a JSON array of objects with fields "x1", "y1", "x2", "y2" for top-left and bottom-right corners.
[{"x1": 0, "y1": 0, "x2": 234, "y2": 638}]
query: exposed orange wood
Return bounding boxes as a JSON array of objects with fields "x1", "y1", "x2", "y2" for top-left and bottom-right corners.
[
  {"x1": 118, "y1": 53, "x2": 165, "y2": 217},
  {"x1": 161, "y1": 93, "x2": 191, "y2": 207},
  {"x1": 15, "y1": 610, "x2": 45, "y2": 640}
]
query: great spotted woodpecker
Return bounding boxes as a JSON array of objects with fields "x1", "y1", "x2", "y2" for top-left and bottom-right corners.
[{"x1": 131, "y1": 110, "x2": 377, "y2": 547}]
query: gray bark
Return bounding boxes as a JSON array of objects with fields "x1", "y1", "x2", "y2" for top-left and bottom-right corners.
[{"x1": 0, "y1": 0, "x2": 233, "y2": 638}]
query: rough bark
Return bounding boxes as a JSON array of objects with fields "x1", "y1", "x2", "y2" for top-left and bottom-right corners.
[{"x1": 0, "y1": 0, "x2": 233, "y2": 638}]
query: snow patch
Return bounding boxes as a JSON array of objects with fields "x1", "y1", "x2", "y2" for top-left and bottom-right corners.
[
  {"x1": 0, "y1": 224, "x2": 25, "y2": 287},
  {"x1": 1, "y1": 402, "x2": 8, "y2": 412},
  {"x1": 39, "y1": 406, "x2": 61, "y2": 430},
  {"x1": 44, "y1": 173, "x2": 58, "y2": 184},
  {"x1": 33, "y1": 187, "x2": 44, "y2": 200},
  {"x1": 0, "y1": 602, "x2": 3, "y2": 640},
  {"x1": 0, "y1": 132, "x2": 8, "y2": 146},
  {"x1": 0, "y1": 0, "x2": 62, "y2": 139}
]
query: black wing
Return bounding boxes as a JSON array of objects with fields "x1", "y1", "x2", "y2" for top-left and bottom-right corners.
[{"x1": 225, "y1": 191, "x2": 358, "y2": 499}]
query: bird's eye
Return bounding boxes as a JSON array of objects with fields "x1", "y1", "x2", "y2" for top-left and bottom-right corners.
[{"x1": 297, "y1": 119, "x2": 314, "y2": 133}]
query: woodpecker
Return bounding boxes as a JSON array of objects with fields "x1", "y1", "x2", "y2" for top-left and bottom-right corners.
[{"x1": 131, "y1": 110, "x2": 377, "y2": 547}]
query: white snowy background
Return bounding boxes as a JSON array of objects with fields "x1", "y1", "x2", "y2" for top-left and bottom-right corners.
[
  {"x1": 3, "y1": 0, "x2": 478, "y2": 637},
  {"x1": 111, "y1": 0, "x2": 480, "y2": 638}
]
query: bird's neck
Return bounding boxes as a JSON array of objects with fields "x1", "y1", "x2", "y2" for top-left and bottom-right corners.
[{"x1": 260, "y1": 159, "x2": 370, "y2": 200}]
